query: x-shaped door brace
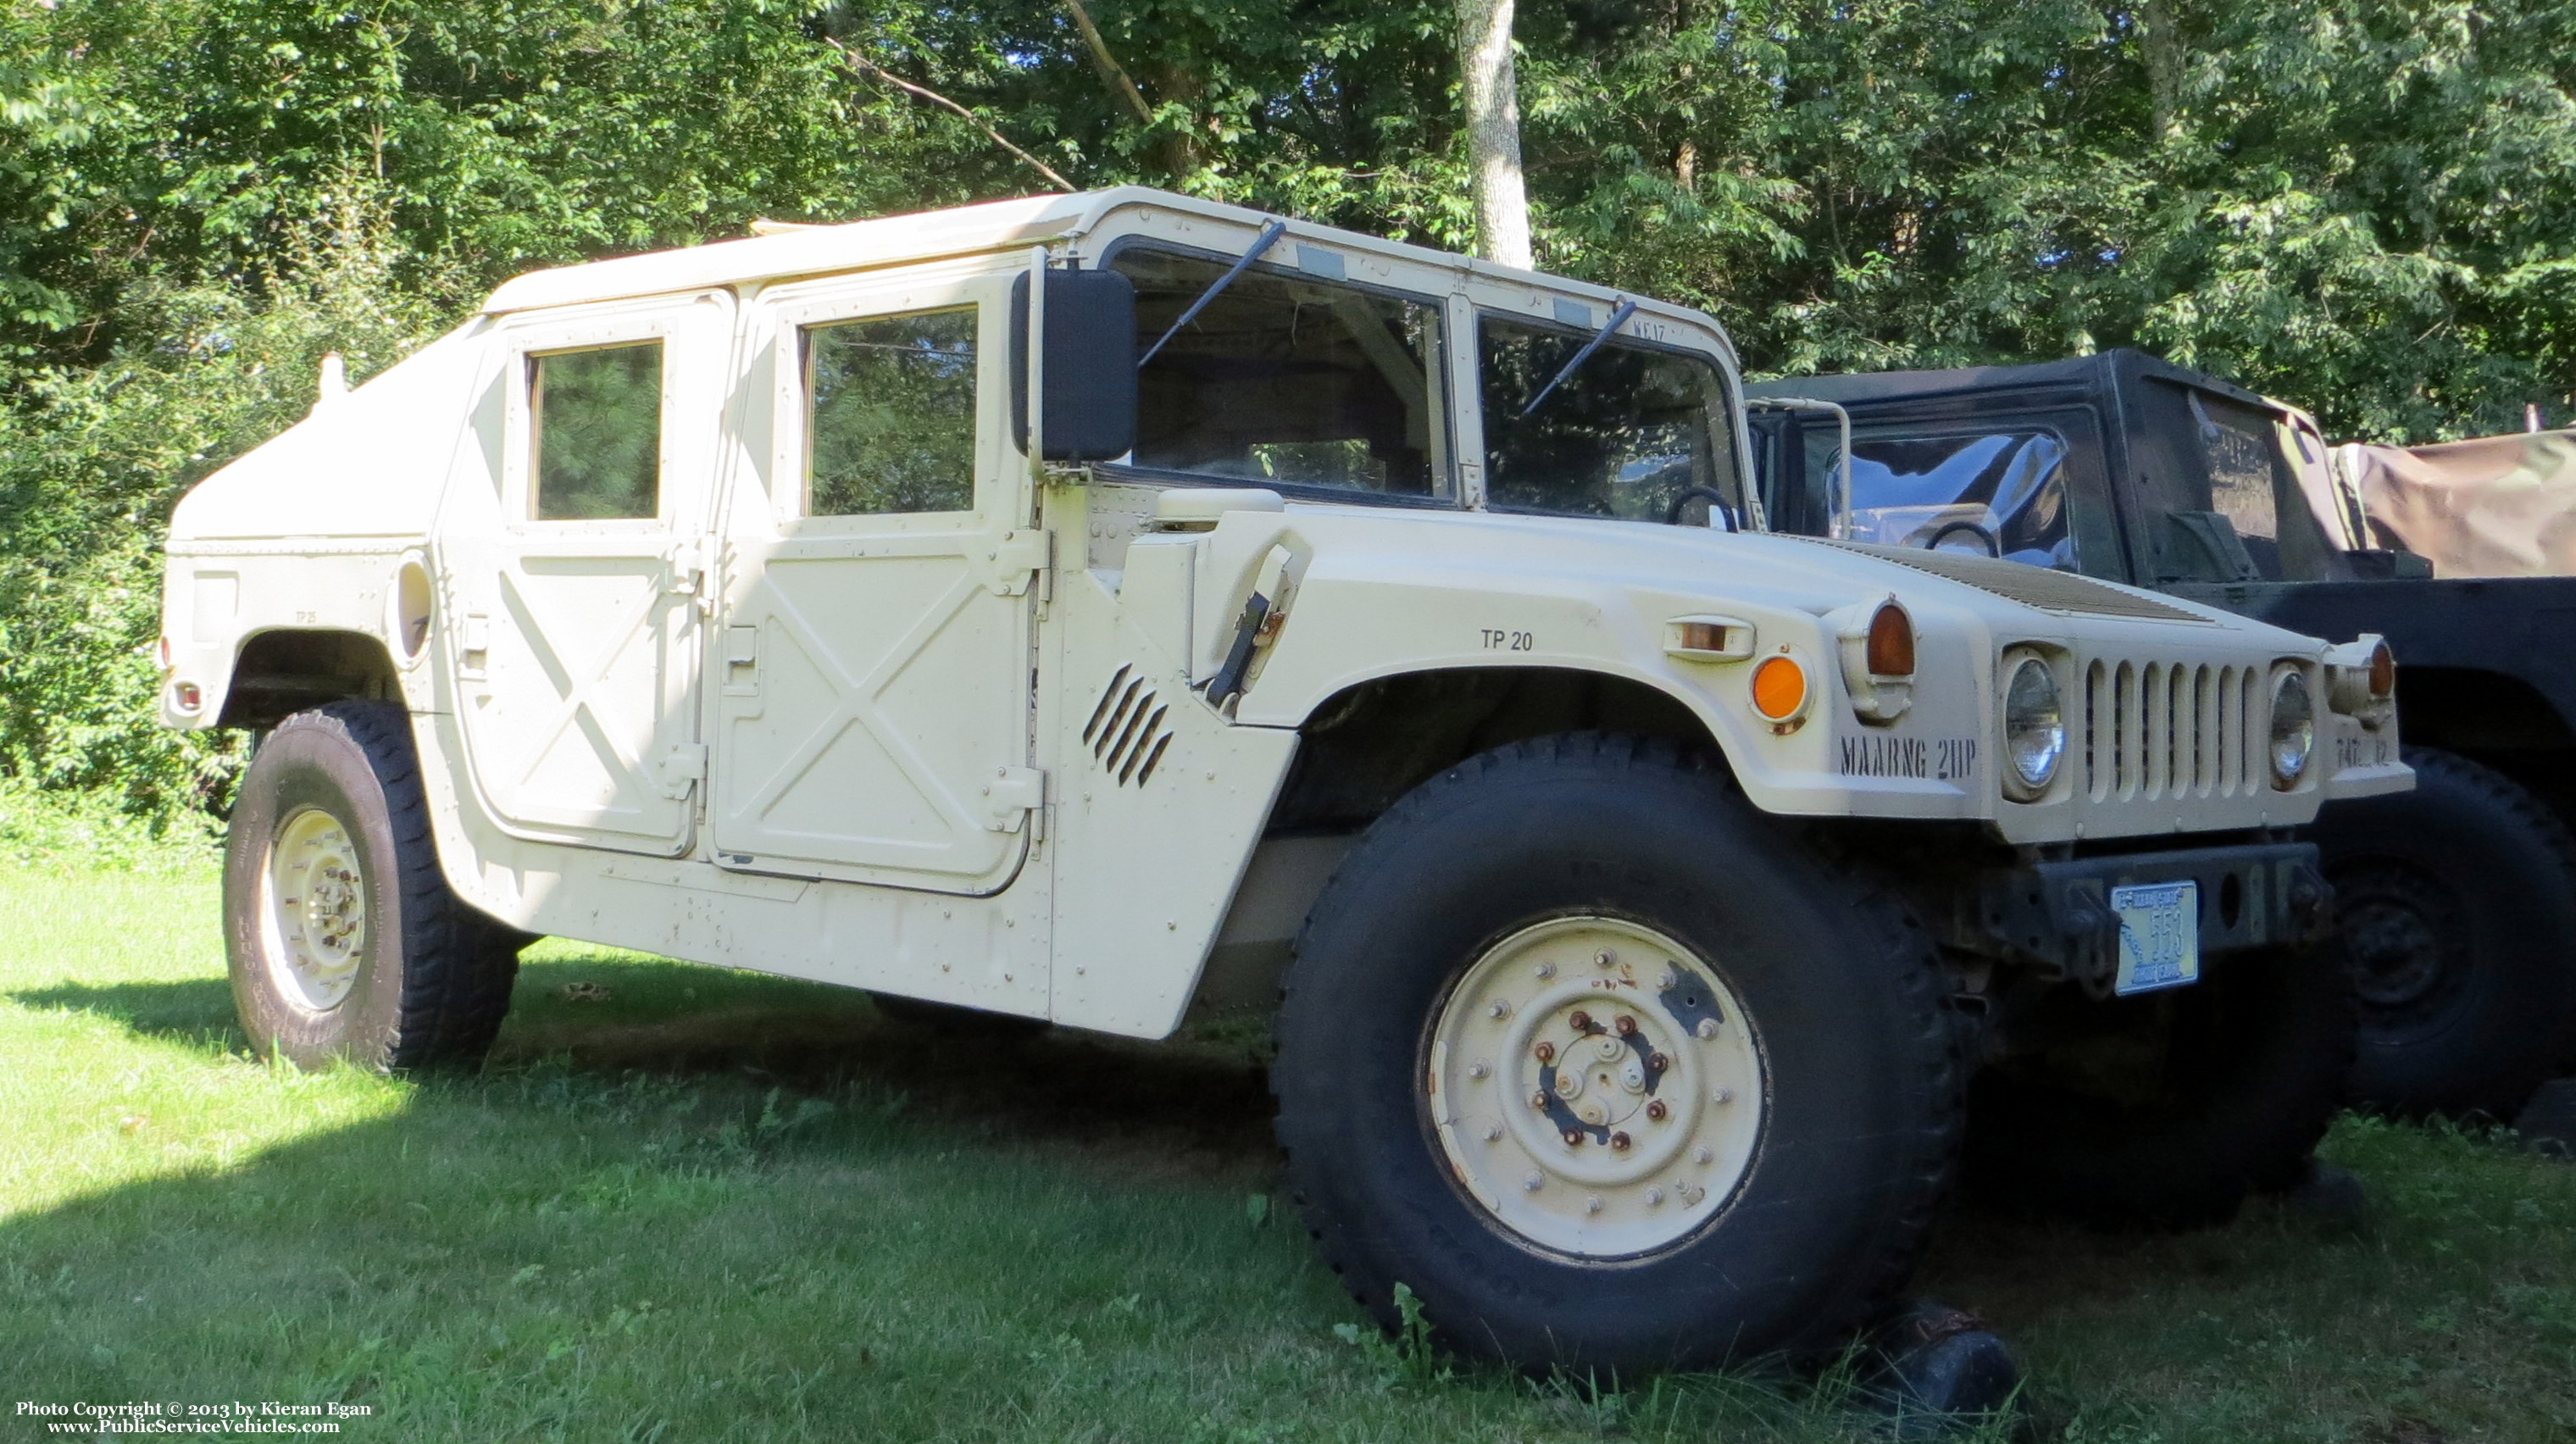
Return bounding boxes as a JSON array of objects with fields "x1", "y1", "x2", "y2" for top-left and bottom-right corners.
[
  {"x1": 730, "y1": 567, "x2": 1003, "y2": 858},
  {"x1": 496, "y1": 563, "x2": 683, "y2": 823}
]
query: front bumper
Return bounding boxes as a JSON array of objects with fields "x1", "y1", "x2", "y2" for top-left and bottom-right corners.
[{"x1": 1968, "y1": 841, "x2": 2332, "y2": 997}]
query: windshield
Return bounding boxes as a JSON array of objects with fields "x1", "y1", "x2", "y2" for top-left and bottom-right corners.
[
  {"x1": 1837, "y1": 429, "x2": 2074, "y2": 568},
  {"x1": 1478, "y1": 314, "x2": 1743, "y2": 524},
  {"x1": 1109, "y1": 247, "x2": 1449, "y2": 498}
]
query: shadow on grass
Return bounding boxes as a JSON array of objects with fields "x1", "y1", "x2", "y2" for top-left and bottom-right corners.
[{"x1": 13, "y1": 949, "x2": 1280, "y2": 1175}]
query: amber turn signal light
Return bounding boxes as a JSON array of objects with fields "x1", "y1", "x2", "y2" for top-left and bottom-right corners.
[
  {"x1": 1751, "y1": 655, "x2": 1809, "y2": 721},
  {"x1": 1865, "y1": 601, "x2": 1914, "y2": 677},
  {"x1": 2368, "y1": 639, "x2": 2395, "y2": 697}
]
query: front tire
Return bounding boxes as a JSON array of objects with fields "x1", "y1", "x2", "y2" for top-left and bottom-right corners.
[
  {"x1": 2318, "y1": 747, "x2": 2576, "y2": 1119},
  {"x1": 225, "y1": 702, "x2": 523, "y2": 1070},
  {"x1": 1274, "y1": 734, "x2": 1961, "y2": 1375}
]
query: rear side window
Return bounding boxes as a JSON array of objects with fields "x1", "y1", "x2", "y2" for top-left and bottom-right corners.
[
  {"x1": 1842, "y1": 429, "x2": 2073, "y2": 568},
  {"x1": 804, "y1": 307, "x2": 980, "y2": 516},
  {"x1": 1111, "y1": 247, "x2": 1448, "y2": 498},
  {"x1": 530, "y1": 342, "x2": 663, "y2": 520},
  {"x1": 1478, "y1": 316, "x2": 1743, "y2": 524}
]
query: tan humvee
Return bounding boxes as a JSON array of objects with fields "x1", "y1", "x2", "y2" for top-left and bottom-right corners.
[{"x1": 160, "y1": 186, "x2": 2407, "y2": 1373}]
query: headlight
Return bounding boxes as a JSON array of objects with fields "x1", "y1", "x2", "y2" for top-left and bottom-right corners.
[
  {"x1": 2269, "y1": 669, "x2": 2315, "y2": 789},
  {"x1": 2002, "y1": 654, "x2": 2064, "y2": 799}
]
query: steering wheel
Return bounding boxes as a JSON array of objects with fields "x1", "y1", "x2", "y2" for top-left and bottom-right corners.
[
  {"x1": 1922, "y1": 519, "x2": 2001, "y2": 557},
  {"x1": 1663, "y1": 486, "x2": 1739, "y2": 530}
]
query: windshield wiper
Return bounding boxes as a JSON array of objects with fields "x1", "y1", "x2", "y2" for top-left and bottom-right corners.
[
  {"x1": 1136, "y1": 219, "x2": 1290, "y2": 369},
  {"x1": 1516, "y1": 298, "x2": 1638, "y2": 419}
]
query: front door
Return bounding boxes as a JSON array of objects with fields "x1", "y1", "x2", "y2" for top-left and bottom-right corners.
[
  {"x1": 708, "y1": 264, "x2": 1041, "y2": 892},
  {"x1": 446, "y1": 292, "x2": 727, "y2": 856}
]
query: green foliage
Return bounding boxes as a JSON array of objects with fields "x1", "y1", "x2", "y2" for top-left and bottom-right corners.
[{"x1": 1, "y1": 0, "x2": 2571, "y2": 813}]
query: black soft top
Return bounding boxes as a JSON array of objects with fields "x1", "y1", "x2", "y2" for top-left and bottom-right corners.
[{"x1": 1744, "y1": 348, "x2": 2279, "y2": 414}]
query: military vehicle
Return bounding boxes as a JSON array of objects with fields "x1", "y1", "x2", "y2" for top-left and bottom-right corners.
[
  {"x1": 159, "y1": 193, "x2": 2404, "y2": 1373},
  {"x1": 1749, "y1": 350, "x2": 2576, "y2": 1119}
]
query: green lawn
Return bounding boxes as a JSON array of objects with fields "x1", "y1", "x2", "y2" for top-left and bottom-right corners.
[{"x1": 3, "y1": 862, "x2": 2573, "y2": 1443}]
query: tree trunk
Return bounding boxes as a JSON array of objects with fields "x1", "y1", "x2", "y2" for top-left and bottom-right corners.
[
  {"x1": 1455, "y1": 0, "x2": 1532, "y2": 269},
  {"x1": 2139, "y1": 0, "x2": 2186, "y2": 142}
]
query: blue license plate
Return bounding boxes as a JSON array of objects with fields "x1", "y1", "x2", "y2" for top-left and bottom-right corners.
[{"x1": 2112, "y1": 880, "x2": 2201, "y2": 995}]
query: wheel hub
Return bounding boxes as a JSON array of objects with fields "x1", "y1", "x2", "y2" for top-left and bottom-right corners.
[
  {"x1": 263, "y1": 807, "x2": 368, "y2": 1012},
  {"x1": 1428, "y1": 917, "x2": 1764, "y2": 1258},
  {"x1": 2334, "y1": 864, "x2": 2462, "y2": 1017}
]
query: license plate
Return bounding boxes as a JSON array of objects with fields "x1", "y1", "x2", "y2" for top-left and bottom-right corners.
[{"x1": 2112, "y1": 880, "x2": 2201, "y2": 996}]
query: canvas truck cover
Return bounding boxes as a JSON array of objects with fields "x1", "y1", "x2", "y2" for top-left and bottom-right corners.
[{"x1": 2330, "y1": 428, "x2": 2576, "y2": 578}]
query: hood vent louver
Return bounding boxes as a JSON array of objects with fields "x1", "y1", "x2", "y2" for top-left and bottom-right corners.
[
  {"x1": 1083, "y1": 664, "x2": 1174, "y2": 787},
  {"x1": 1814, "y1": 540, "x2": 2212, "y2": 624}
]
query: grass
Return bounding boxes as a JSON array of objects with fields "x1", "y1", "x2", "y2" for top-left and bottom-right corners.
[{"x1": 2, "y1": 858, "x2": 2573, "y2": 1443}]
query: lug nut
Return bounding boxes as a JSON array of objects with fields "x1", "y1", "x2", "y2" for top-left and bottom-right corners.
[
  {"x1": 1484, "y1": 1123, "x2": 1503, "y2": 1141},
  {"x1": 1535, "y1": 962, "x2": 1556, "y2": 980},
  {"x1": 1467, "y1": 1062, "x2": 1488, "y2": 1080},
  {"x1": 1595, "y1": 948, "x2": 1617, "y2": 969},
  {"x1": 1487, "y1": 1001, "x2": 1509, "y2": 1019},
  {"x1": 1563, "y1": 1129, "x2": 1585, "y2": 1147},
  {"x1": 1532, "y1": 1091, "x2": 1551, "y2": 1110},
  {"x1": 1695, "y1": 1018, "x2": 1720, "y2": 1041},
  {"x1": 1713, "y1": 1087, "x2": 1734, "y2": 1105},
  {"x1": 1646, "y1": 1186, "x2": 1665, "y2": 1206},
  {"x1": 1585, "y1": 1195, "x2": 1603, "y2": 1214},
  {"x1": 1568, "y1": 1009, "x2": 1592, "y2": 1031},
  {"x1": 1524, "y1": 1174, "x2": 1543, "y2": 1192},
  {"x1": 1610, "y1": 1131, "x2": 1632, "y2": 1151},
  {"x1": 1533, "y1": 1041, "x2": 1555, "y2": 1064},
  {"x1": 1692, "y1": 1146, "x2": 1713, "y2": 1164},
  {"x1": 1646, "y1": 1099, "x2": 1668, "y2": 1121},
  {"x1": 1613, "y1": 1014, "x2": 1637, "y2": 1036},
  {"x1": 1648, "y1": 1052, "x2": 1670, "y2": 1072}
]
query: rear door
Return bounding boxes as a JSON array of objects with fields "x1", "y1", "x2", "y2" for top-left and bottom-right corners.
[
  {"x1": 445, "y1": 292, "x2": 728, "y2": 855},
  {"x1": 707, "y1": 261, "x2": 1042, "y2": 891}
]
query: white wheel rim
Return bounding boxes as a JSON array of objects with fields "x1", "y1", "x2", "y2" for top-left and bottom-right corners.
[
  {"x1": 262, "y1": 806, "x2": 369, "y2": 1013},
  {"x1": 1427, "y1": 916, "x2": 1765, "y2": 1258}
]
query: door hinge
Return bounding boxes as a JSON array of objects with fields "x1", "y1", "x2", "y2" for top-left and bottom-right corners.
[
  {"x1": 980, "y1": 529, "x2": 1053, "y2": 598},
  {"x1": 651, "y1": 741, "x2": 708, "y2": 800},
  {"x1": 978, "y1": 764, "x2": 1047, "y2": 831}
]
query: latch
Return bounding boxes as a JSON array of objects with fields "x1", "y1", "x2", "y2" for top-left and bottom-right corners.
[
  {"x1": 977, "y1": 764, "x2": 1047, "y2": 832},
  {"x1": 650, "y1": 742, "x2": 708, "y2": 800},
  {"x1": 458, "y1": 613, "x2": 491, "y2": 680},
  {"x1": 667, "y1": 540, "x2": 717, "y2": 614},
  {"x1": 979, "y1": 530, "x2": 1053, "y2": 598}
]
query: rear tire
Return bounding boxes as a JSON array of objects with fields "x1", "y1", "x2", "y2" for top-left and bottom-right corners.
[
  {"x1": 1963, "y1": 943, "x2": 2352, "y2": 1228},
  {"x1": 224, "y1": 702, "x2": 524, "y2": 1070},
  {"x1": 2318, "y1": 747, "x2": 2576, "y2": 1119},
  {"x1": 1274, "y1": 733, "x2": 1961, "y2": 1375}
]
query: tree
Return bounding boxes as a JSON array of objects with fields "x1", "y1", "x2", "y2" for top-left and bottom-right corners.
[{"x1": 1456, "y1": 0, "x2": 1533, "y2": 268}]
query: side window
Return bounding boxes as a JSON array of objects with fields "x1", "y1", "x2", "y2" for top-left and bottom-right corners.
[
  {"x1": 1110, "y1": 247, "x2": 1448, "y2": 498},
  {"x1": 2187, "y1": 392, "x2": 2293, "y2": 577},
  {"x1": 530, "y1": 342, "x2": 663, "y2": 520},
  {"x1": 1478, "y1": 316, "x2": 1743, "y2": 524},
  {"x1": 1843, "y1": 430, "x2": 2074, "y2": 569},
  {"x1": 805, "y1": 307, "x2": 979, "y2": 516}
]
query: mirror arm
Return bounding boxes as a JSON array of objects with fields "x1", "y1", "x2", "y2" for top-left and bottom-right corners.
[{"x1": 1747, "y1": 396, "x2": 1852, "y2": 540}]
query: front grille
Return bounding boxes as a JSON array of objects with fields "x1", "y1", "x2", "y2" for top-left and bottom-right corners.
[{"x1": 2082, "y1": 659, "x2": 2264, "y2": 802}]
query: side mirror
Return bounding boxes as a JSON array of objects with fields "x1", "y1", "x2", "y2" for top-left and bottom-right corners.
[{"x1": 1011, "y1": 268, "x2": 1136, "y2": 463}]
